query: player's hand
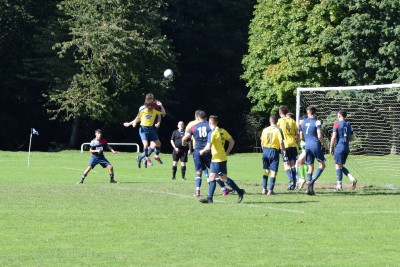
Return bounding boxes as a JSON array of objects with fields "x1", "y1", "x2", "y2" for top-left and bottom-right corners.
[
  {"x1": 174, "y1": 147, "x2": 180, "y2": 153},
  {"x1": 156, "y1": 101, "x2": 162, "y2": 106},
  {"x1": 199, "y1": 150, "x2": 204, "y2": 156},
  {"x1": 155, "y1": 122, "x2": 161, "y2": 128},
  {"x1": 329, "y1": 148, "x2": 334, "y2": 155},
  {"x1": 182, "y1": 140, "x2": 187, "y2": 146},
  {"x1": 123, "y1": 122, "x2": 130, "y2": 127},
  {"x1": 226, "y1": 151, "x2": 230, "y2": 156}
]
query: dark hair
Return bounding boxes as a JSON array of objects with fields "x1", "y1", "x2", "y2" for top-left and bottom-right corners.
[
  {"x1": 95, "y1": 129, "x2": 102, "y2": 134},
  {"x1": 270, "y1": 114, "x2": 278, "y2": 124},
  {"x1": 195, "y1": 110, "x2": 202, "y2": 116},
  {"x1": 338, "y1": 109, "x2": 347, "y2": 118},
  {"x1": 279, "y1": 105, "x2": 288, "y2": 115},
  {"x1": 197, "y1": 110, "x2": 207, "y2": 120},
  {"x1": 209, "y1": 115, "x2": 219, "y2": 123},
  {"x1": 287, "y1": 112, "x2": 295, "y2": 120},
  {"x1": 306, "y1": 106, "x2": 317, "y2": 115}
]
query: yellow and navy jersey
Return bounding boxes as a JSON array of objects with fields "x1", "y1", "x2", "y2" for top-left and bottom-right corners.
[
  {"x1": 277, "y1": 116, "x2": 298, "y2": 148},
  {"x1": 261, "y1": 126, "x2": 284, "y2": 150},
  {"x1": 208, "y1": 127, "x2": 231, "y2": 162},
  {"x1": 137, "y1": 108, "x2": 162, "y2": 127}
]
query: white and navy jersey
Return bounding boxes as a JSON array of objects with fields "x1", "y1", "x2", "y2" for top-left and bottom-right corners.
[
  {"x1": 90, "y1": 138, "x2": 108, "y2": 156},
  {"x1": 187, "y1": 121, "x2": 211, "y2": 150},
  {"x1": 301, "y1": 117, "x2": 322, "y2": 148},
  {"x1": 333, "y1": 121, "x2": 353, "y2": 148}
]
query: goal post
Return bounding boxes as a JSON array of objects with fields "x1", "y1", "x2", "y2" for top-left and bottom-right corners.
[{"x1": 296, "y1": 83, "x2": 400, "y2": 182}]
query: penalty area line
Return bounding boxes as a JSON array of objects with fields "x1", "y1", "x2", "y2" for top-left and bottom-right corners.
[{"x1": 111, "y1": 186, "x2": 307, "y2": 214}]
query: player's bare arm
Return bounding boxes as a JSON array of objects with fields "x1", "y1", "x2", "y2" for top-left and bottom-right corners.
[
  {"x1": 330, "y1": 132, "x2": 338, "y2": 154},
  {"x1": 123, "y1": 116, "x2": 139, "y2": 128},
  {"x1": 225, "y1": 137, "x2": 235, "y2": 156},
  {"x1": 317, "y1": 129, "x2": 329, "y2": 150},
  {"x1": 181, "y1": 132, "x2": 192, "y2": 146},
  {"x1": 170, "y1": 139, "x2": 179, "y2": 152},
  {"x1": 107, "y1": 145, "x2": 118, "y2": 154},
  {"x1": 200, "y1": 143, "x2": 211, "y2": 156}
]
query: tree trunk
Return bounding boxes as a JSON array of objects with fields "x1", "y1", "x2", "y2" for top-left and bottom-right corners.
[{"x1": 68, "y1": 117, "x2": 80, "y2": 148}]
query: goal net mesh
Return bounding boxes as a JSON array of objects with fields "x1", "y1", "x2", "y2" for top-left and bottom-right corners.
[{"x1": 297, "y1": 84, "x2": 400, "y2": 183}]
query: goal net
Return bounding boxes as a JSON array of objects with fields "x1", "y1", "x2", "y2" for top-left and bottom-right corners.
[{"x1": 296, "y1": 83, "x2": 400, "y2": 185}]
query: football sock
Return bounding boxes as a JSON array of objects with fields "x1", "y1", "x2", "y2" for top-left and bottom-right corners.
[
  {"x1": 336, "y1": 169, "x2": 343, "y2": 182},
  {"x1": 226, "y1": 178, "x2": 241, "y2": 192},
  {"x1": 262, "y1": 175, "x2": 268, "y2": 189},
  {"x1": 144, "y1": 148, "x2": 149, "y2": 157},
  {"x1": 181, "y1": 166, "x2": 186, "y2": 179},
  {"x1": 81, "y1": 173, "x2": 87, "y2": 180},
  {"x1": 312, "y1": 168, "x2": 324, "y2": 183},
  {"x1": 306, "y1": 173, "x2": 312, "y2": 183},
  {"x1": 195, "y1": 175, "x2": 202, "y2": 189},
  {"x1": 216, "y1": 178, "x2": 225, "y2": 188},
  {"x1": 147, "y1": 147, "x2": 153, "y2": 157},
  {"x1": 110, "y1": 173, "x2": 114, "y2": 180},
  {"x1": 291, "y1": 167, "x2": 297, "y2": 184},
  {"x1": 155, "y1": 147, "x2": 161, "y2": 156},
  {"x1": 208, "y1": 180, "x2": 217, "y2": 199},
  {"x1": 269, "y1": 177, "x2": 276, "y2": 191},
  {"x1": 285, "y1": 167, "x2": 293, "y2": 183},
  {"x1": 172, "y1": 166, "x2": 177, "y2": 178}
]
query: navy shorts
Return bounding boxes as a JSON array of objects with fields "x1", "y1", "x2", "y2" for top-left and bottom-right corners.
[
  {"x1": 139, "y1": 126, "x2": 159, "y2": 142},
  {"x1": 193, "y1": 150, "x2": 211, "y2": 172},
  {"x1": 262, "y1": 148, "x2": 280, "y2": 172},
  {"x1": 305, "y1": 145, "x2": 325, "y2": 165},
  {"x1": 282, "y1": 147, "x2": 298, "y2": 162},
  {"x1": 334, "y1": 146, "x2": 349, "y2": 165},
  {"x1": 88, "y1": 155, "x2": 111, "y2": 168},
  {"x1": 172, "y1": 149, "x2": 188, "y2": 162},
  {"x1": 210, "y1": 161, "x2": 227, "y2": 175}
]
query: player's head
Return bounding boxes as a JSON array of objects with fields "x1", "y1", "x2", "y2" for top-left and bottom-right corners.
[
  {"x1": 178, "y1": 121, "x2": 185, "y2": 130},
  {"x1": 144, "y1": 101, "x2": 153, "y2": 110},
  {"x1": 287, "y1": 112, "x2": 295, "y2": 120},
  {"x1": 145, "y1": 93, "x2": 154, "y2": 103},
  {"x1": 269, "y1": 114, "x2": 278, "y2": 125},
  {"x1": 278, "y1": 105, "x2": 288, "y2": 117},
  {"x1": 338, "y1": 109, "x2": 347, "y2": 120},
  {"x1": 306, "y1": 106, "x2": 317, "y2": 116},
  {"x1": 194, "y1": 110, "x2": 201, "y2": 120},
  {"x1": 94, "y1": 129, "x2": 102, "y2": 139},
  {"x1": 209, "y1": 115, "x2": 219, "y2": 129},
  {"x1": 197, "y1": 110, "x2": 207, "y2": 121}
]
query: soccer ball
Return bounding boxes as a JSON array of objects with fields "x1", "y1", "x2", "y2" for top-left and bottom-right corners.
[{"x1": 163, "y1": 69, "x2": 173, "y2": 79}]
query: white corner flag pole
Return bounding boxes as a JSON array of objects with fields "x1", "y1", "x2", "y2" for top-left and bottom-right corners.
[{"x1": 28, "y1": 129, "x2": 33, "y2": 167}]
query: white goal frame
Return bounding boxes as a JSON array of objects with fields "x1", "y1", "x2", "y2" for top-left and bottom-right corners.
[{"x1": 80, "y1": 142, "x2": 140, "y2": 153}]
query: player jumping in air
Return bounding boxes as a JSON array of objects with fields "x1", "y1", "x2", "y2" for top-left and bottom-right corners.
[
  {"x1": 123, "y1": 101, "x2": 166, "y2": 168},
  {"x1": 299, "y1": 106, "x2": 329, "y2": 195},
  {"x1": 329, "y1": 109, "x2": 357, "y2": 190},
  {"x1": 198, "y1": 115, "x2": 245, "y2": 204},
  {"x1": 79, "y1": 129, "x2": 118, "y2": 184},
  {"x1": 261, "y1": 114, "x2": 286, "y2": 195},
  {"x1": 277, "y1": 106, "x2": 299, "y2": 190}
]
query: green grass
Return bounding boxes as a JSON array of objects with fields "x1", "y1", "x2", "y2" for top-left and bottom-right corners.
[{"x1": 1, "y1": 151, "x2": 399, "y2": 266}]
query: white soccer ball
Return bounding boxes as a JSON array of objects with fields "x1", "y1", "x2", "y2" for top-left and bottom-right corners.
[{"x1": 163, "y1": 69, "x2": 173, "y2": 79}]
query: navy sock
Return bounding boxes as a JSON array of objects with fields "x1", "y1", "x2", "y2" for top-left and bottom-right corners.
[
  {"x1": 342, "y1": 167, "x2": 350, "y2": 176},
  {"x1": 262, "y1": 175, "x2": 268, "y2": 189},
  {"x1": 147, "y1": 147, "x2": 153, "y2": 157},
  {"x1": 269, "y1": 177, "x2": 276, "y2": 191},
  {"x1": 204, "y1": 168, "x2": 209, "y2": 178},
  {"x1": 144, "y1": 148, "x2": 149, "y2": 157},
  {"x1": 285, "y1": 169, "x2": 293, "y2": 183},
  {"x1": 226, "y1": 178, "x2": 241, "y2": 192},
  {"x1": 312, "y1": 168, "x2": 324, "y2": 183},
  {"x1": 216, "y1": 179, "x2": 225, "y2": 188},
  {"x1": 155, "y1": 147, "x2": 160, "y2": 156},
  {"x1": 306, "y1": 173, "x2": 312, "y2": 183},
  {"x1": 110, "y1": 173, "x2": 114, "y2": 180},
  {"x1": 172, "y1": 166, "x2": 177, "y2": 178},
  {"x1": 208, "y1": 180, "x2": 217, "y2": 199},
  {"x1": 291, "y1": 167, "x2": 297, "y2": 184},
  {"x1": 195, "y1": 176, "x2": 202, "y2": 188},
  {"x1": 336, "y1": 169, "x2": 343, "y2": 182},
  {"x1": 81, "y1": 173, "x2": 87, "y2": 180},
  {"x1": 181, "y1": 166, "x2": 186, "y2": 179}
]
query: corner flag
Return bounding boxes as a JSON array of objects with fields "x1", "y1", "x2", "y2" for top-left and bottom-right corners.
[
  {"x1": 28, "y1": 128, "x2": 39, "y2": 166},
  {"x1": 32, "y1": 128, "x2": 39, "y2": 135}
]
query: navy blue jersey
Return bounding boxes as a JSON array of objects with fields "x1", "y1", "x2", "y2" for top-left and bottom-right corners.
[
  {"x1": 301, "y1": 117, "x2": 322, "y2": 147},
  {"x1": 187, "y1": 121, "x2": 211, "y2": 150},
  {"x1": 333, "y1": 121, "x2": 353, "y2": 148},
  {"x1": 90, "y1": 138, "x2": 108, "y2": 156}
]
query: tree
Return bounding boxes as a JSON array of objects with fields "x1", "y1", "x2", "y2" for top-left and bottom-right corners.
[{"x1": 45, "y1": 0, "x2": 175, "y2": 147}]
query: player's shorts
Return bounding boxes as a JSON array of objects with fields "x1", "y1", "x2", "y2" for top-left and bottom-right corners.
[
  {"x1": 139, "y1": 126, "x2": 159, "y2": 142},
  {"x1": 88, "y1": 155, "x2": 111, "y2": 168},
  {"x1": 305, "y1": 145, "x2": 325, "y2": 165},
  {"x1": 193, "y1": 150, "x2": 211, "y2": 172},
  {"x1": 172, "y1": 149, "x2": 188, "y2": 162},
  {"x1": 282, "y1": 147, "x2": 298, "y2": 162},
  {"x1": 210, "y1": 161, "x2": 227, "y2": 175},
  {"x1": 334, "y1": 146, "x2": 349, "y2": 165},
  {"x1": 262, "y1": 148, "x2": 280, "y2": 172}
]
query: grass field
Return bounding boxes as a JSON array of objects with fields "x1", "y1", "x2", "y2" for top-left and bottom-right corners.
[{"x1": 1, "y1": 151, "x2": 399, "y2": 266}]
